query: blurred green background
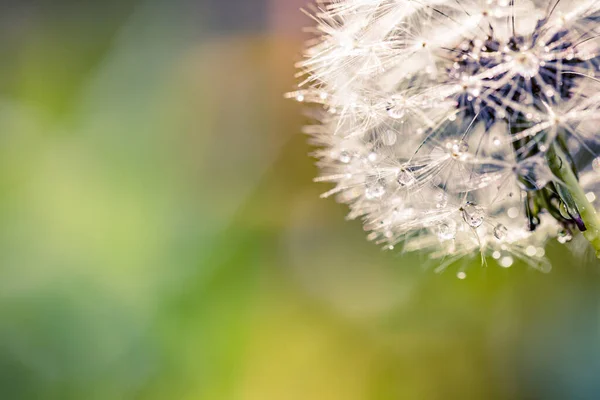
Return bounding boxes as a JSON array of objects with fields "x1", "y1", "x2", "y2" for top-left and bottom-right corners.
[{"x1": 1, "y1": 0, "x2": 600, "y2": 399}]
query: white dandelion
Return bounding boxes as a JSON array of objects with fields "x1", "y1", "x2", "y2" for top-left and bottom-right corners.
[{"x1": 289, "y1": 0, "x2": 600, "y2": 270}]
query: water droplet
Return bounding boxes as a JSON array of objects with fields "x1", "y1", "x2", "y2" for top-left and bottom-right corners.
[
  {"x1": 492, "y1": 137, "x2": 502, "y2": 146},
  {"x1": 493, "y1": 224, "x2": 508, "y2": 240},
  {"x1": 536, "y1": 247, "x2": 545, "y2": 257},
  {"x1": 386, "y1": 96, "x2": 406, "y2": 119},
  {"x1": 365, "y1": 177, "x2": 386, "y2": 200},
  {"x1": 437, "y1": 218, "x2": 457, "y2": 241},
  {"x1": 593, "y1": 157, "x2": 600, "y2": 172},
  {"x1": 457, "y1": 272, "x2": 467, "y2": 280},
  {"x1": 559, "y1": 202, "x2": 571, "y2": 220},
  {"x1": 382, "y1": 130, "x2": 397, "y2": 146},
  {"x1": 339, "y1": 151, "x2": 352, "y2": 164},
  {"x1": 587, "y1": 192, "x2": 597, "y2": 203},
  {"x1": 499, "y1": 256, "x2": 514, "y2": 268},
  {"x1": 397, "y1": 169, "x2": 416, "y2": 187},
  {"x1": 435, "y1": 191, "x2": 448, "y2": 208},
  {"x1": 449, "y1": 140, "x2": 469, "y2": 159},
  {"x1": 507, "y1": 207, "x2": 519, "y2": 219},
  {"x1": 525, "y1": 246, "x2": 537, "y2": 257},
  {"x1": 557, "y1": 229, "x2": 573, "y2": 244},
  {"x1": 462, "y1": 202, "x2": 485, "y2": 228}
]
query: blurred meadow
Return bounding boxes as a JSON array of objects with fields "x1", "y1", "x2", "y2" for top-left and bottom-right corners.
[{"x1": 1, "y1": 0, "x2": 600, "y2": 399}]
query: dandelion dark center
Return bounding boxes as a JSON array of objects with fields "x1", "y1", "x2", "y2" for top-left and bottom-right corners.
[
  {"x1": 450, "y1": 19, "x2": 598, "y2": 130},
  {"x1": 447, "y1": 18, "x2": 600, "y2": 232}
]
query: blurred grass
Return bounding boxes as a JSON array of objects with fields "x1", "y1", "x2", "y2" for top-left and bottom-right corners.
[{"x1": 0, "y1": 1, "x2": 599, "y2": 399}]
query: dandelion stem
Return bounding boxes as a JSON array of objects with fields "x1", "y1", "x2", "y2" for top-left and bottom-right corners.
[{"x1": 547, "y1": 143, "x2": 600, "y2": 258}]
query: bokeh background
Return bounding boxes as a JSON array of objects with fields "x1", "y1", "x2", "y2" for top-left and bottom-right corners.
[{"x1": 1, "y1": 0, "x2": 600, "y2": 399}]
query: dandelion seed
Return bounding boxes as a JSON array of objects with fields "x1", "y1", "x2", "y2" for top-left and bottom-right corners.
[
  {"x1": 396, "y1": 169, "x2": 416, "y2": 187},
  {"x1": 437, "y1": 219, "x2": 458, "y2": 241},
  {"x1": 462, "y1": 203, "x2": 485, "y2": 228},
  {"x1": 339, "y1": 151, "x2": 352, "y2": 164},
  {"x1": 291, "y1": 0, "x2": 600, "y2": 269},
  {"x1": 382, "y1": 130, "x2": 397, "y2": 146},
  {"x1": 493, "y1": 224, "x2": 508, "y2": 241},
  {"x1": 365, "y1": 176, "x2": 386, "y2": 200}
]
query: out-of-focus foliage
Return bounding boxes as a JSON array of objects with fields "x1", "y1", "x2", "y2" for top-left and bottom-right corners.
[{"x1": 0, "y1": 1, "x2": 599, "y2": 399}]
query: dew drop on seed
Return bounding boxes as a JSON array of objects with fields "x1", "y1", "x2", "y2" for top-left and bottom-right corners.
[
  {"x1": 382, "y1": 130, "x2": 397, "y2": 146},
  {"x1": 559, "y1": 202, "x2": 571, "y2": 220},
  {"x1": 339, "y1": 151, "x2": 352, "y2": 164},
  {"x1": 449, "y1": 140, "x2": 469, "y2": 159},
  {"x1": 587, "y1": 192, "x2": 597, "y2": 203},
  {"x1": 462, "y1": 202, "x2": 485, "y2": 228},
  {"x1": 499, "y1": 256, "x2": 514, "y2": 268},
  {"x1": 397, "y1": 169, "x2": 416, "y2": 187},
  {"x1": 525, "y1": 246, "x2": 537, "y2": 257},
  {"x1": 365, "y1": 177, "x2": 386, "y2": 200},
  {"x1": 437, "y1": 218, "x2": 457, "y2": 241},
  {"x1": 536, "y1": 247, "x2": 546, "y2": 258},
  {"x1": 557, "y1": 229, "x2": 573, "y2": 244},
  {"x1": 493, "y1": 224, "x2": 508, "y2": 240},
  {"x1": 435, "y1": 191, "x2": 448, "y2": 208},
  {"x1": 507, "y1": 207, "x2": 519, "y2": 219},
  {"x1": 386, "y1": 97, "x2": 406, "y2": 119}
]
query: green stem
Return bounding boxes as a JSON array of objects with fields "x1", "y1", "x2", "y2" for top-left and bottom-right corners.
[{"x1": 547, "y1": 143, "x2": 600, "y2": 258}]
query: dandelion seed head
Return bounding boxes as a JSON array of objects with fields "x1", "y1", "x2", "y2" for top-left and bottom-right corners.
[{"x1": 291, "y1": 0, "x2": 600, "y2": 271}]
